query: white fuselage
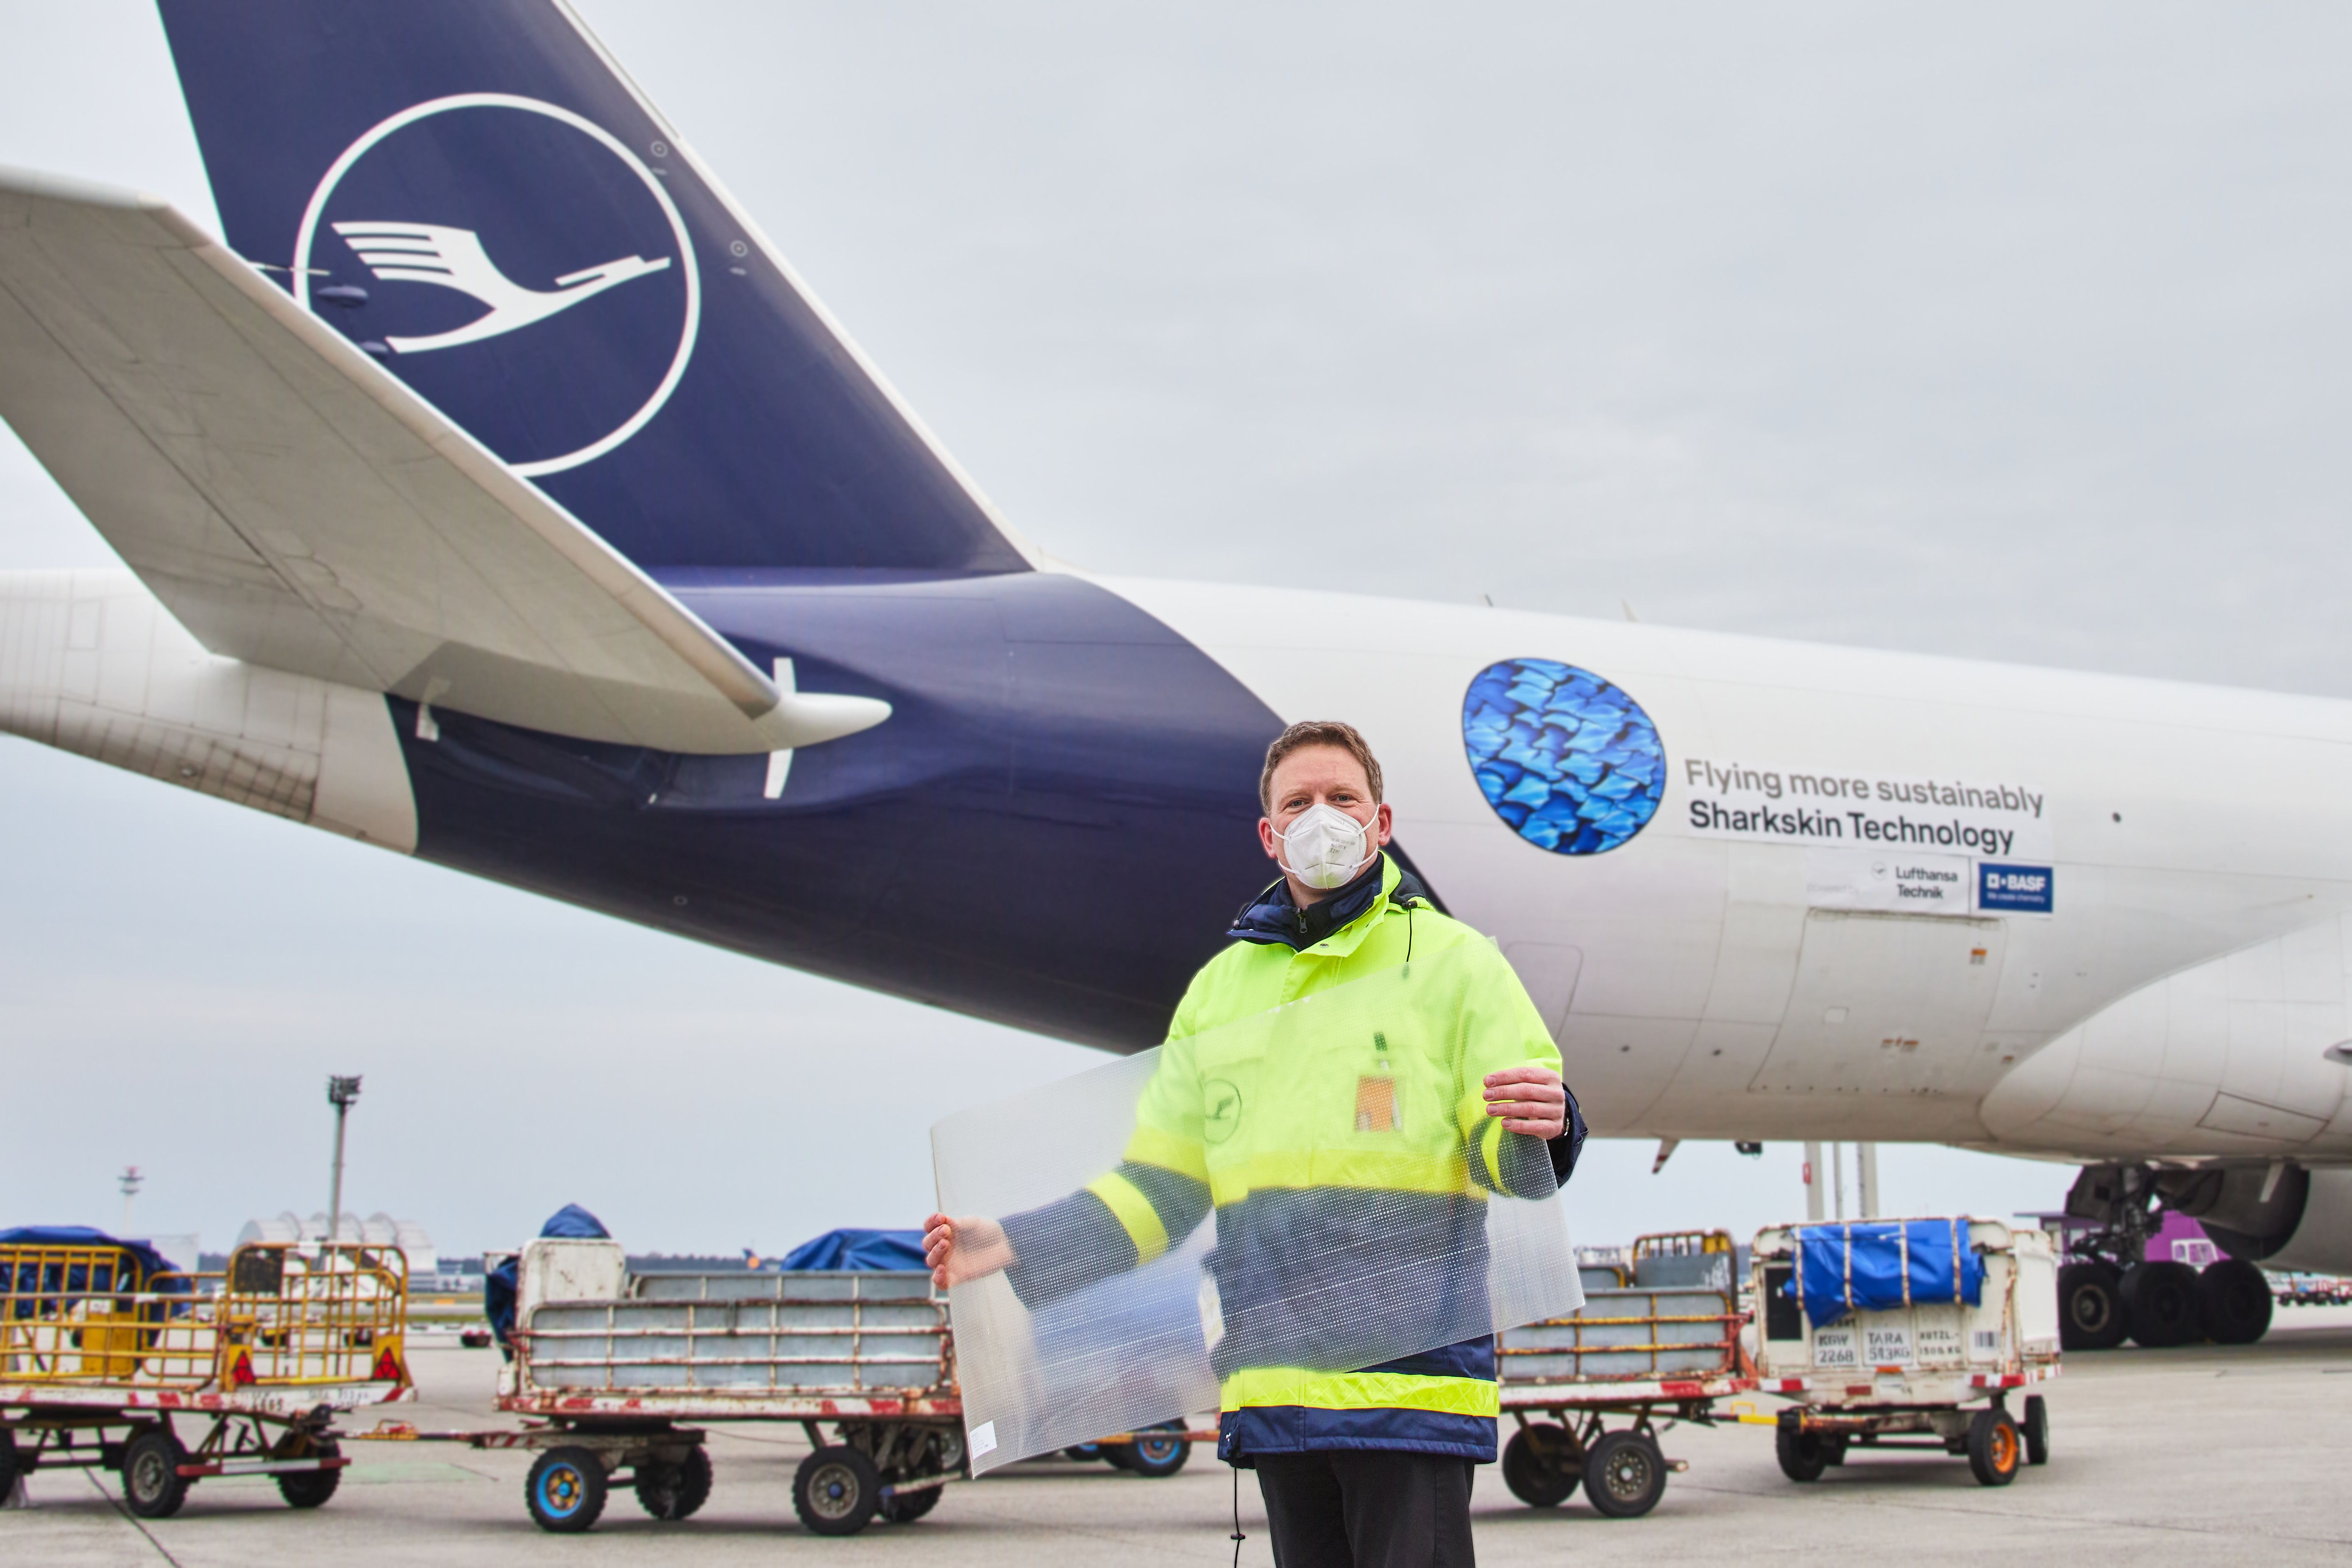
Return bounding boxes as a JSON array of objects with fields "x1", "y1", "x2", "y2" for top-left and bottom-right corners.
[{"x1": 1116, "y1": 575, "x2": 2352, "y2": 1165}]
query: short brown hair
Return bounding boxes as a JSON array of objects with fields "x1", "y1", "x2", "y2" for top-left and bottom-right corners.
[{"x1": 1258, "y1": 720, "x2": 1384, "y2": 814}]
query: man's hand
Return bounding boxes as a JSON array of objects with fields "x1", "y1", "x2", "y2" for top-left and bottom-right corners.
[
  {"x1": 922, "y1": 1212, "x2": 1016, "y2": 1289},
  {"x1": 1483, "y1": 1065, "x2": 1568, "y2": 1140}
]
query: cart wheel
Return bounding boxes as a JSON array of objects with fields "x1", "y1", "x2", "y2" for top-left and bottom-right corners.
[
  {"x1": 1966, "y1": 1408, "x2": 2022, "y2": 1486},
  {"x1": 527, "y1": 1447, "x2": 610, "y2": 1532},
  {"x1": 635, "y1": 1445, "x2": 713, "y2": 1520},
  {"x1": 1582, "y1": 1429, "x2": 1667, "y2": 1518},
  {"x1": 795, "y1": 1445, "x2": 882, "y2": 1536},
  {"x1": 121, "y1": 1429, "x2": 192, "y2": 1520},
  {"x1": 2057, "y1": 1262, "x2": 2128, "y2": 1351},
  {"x1": 1501, "y1": 1423, "x2": 1581, "y2": 1507},
  {"x1": 2021, "y1": 1396, "x2": 2049, "y2": 1466},
  {"x1": 0, "y1": 1432, "x2": 20, "y2": 1504},
  {"x1": 276, "y1": 1437, "x2": 342, "y2": 1509},
  {"x1": 1774, "y1": 1417, "x2": 1830, "y2": 1483},
  {"x1": 880, "y1": 1481, "x2": 943, "y2": 1523},
  {"x1": 1064, "y1": 1443, "x2": 1105, "y2": 1463},
  {"x1": 1122, "y1": 1424, "x2": 1193, "y2": 1479}
]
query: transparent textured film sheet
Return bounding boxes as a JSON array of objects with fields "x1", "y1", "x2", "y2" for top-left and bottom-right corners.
[{"x1": 932, "y1": 950, "x2": 1581, "y2": 1473}]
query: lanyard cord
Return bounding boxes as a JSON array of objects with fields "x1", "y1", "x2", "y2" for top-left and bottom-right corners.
[{"x1": 1231, "y1": 1462, "x2": 1247, "y2": 1567}]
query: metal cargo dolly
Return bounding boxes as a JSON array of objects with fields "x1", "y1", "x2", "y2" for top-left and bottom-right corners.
[
  {"x1": 364, "y1": 1237, "x2": 967, "y2": 1536},
  {"x1": 1751, "y1": 1217, "x2": 2062, "y2": 1487},
  {"x1": 0, "y1": 1234, "x2": 412, "y2": 1517},
  {"x1": 1495, "y1": 1230, "x2": 1756, "y2": 1518}
]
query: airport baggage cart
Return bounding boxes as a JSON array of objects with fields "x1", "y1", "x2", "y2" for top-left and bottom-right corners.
[
  {"x1": 371, "y1": 1236, "x2": 963, "y2": 1537},
  {"x1": 366, "y1": 1235, "x2": 1207, "y2": 1536},
  {"x1": 0, "y1": 1233, "x2": 412, "y2": 1517},
  {"x1": 1495, "y1": 1230, "x2": 1756, "y2": 1518},
  {"x1": 1751, "y1": 1217, "x2": 2061, "y2": 1487}
]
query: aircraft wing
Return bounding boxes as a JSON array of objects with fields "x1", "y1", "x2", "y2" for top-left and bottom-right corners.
[{"x1": 0, "y1": 167, "x2": 885, "y2": 756}]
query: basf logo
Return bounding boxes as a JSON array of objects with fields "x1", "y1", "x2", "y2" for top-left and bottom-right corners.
[{"x1": 292, "y1": 94, "x2": 699, "y2": 476}]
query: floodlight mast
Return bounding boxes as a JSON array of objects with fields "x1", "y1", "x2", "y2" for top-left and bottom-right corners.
[{"x1": 326, "y1": 1075, "x2": 362, "y2": 1248}]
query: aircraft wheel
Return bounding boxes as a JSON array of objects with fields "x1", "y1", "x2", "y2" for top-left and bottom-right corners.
[
  {"x1": 1501, "y1": 1422, "x2": 1581, "y2": 1506},
  {"x1": 2057, "y1": 1262, "x2": 2127, "y2": 1350},
  {"x1": 2121, "y1": 1261, "x2": 2202, "y2": 1347},
  {"x1": 526, "y1": 1447, "x2": 608, "y2": 1533},
  {"x1": 2197, "y1": 1258, "x2": 2274, "y2": 1345},
  {"x1": 122, "y1": 1430, "x2": 192, "y2": 1520},
  {"x1": 1966, "y1": 1407, "x2": 2022, "y2": 1486}
]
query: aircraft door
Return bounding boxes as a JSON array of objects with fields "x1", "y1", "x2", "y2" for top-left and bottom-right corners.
[{"x1": 1751, "y1": 912, "x2": 2007, "y2": 1098}]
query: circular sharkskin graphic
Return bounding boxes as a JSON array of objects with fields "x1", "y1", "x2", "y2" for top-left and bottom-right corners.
[{"x1": 1462, "y1": 659, "x2": 1666, "y2": 855}]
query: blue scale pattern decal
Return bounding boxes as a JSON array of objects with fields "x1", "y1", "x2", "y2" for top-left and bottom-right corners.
[{"x1": 1462, "y1": 659, "x2": 1665, "y2": 855}]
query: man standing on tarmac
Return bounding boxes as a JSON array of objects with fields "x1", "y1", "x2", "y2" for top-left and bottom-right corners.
[{"x1": 927, "y1": 720, "x2": 1584, "y2": 1568}]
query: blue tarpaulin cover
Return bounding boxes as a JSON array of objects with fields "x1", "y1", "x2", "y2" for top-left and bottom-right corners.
[
  {"x1": 538, "y1": 1204, "x2": 610, "y2": 1240},
  {"x1": 485, "y1": 1206, "x2": 611, "y2": 1355},
  {"x1": 485, "y1": 1255, "x2": 520, "y2": 1357},
  {"x1": 780, "y1": 1229, "x2": 927, "y2": 1271},
  {"x1": 0, "y1": 1226, "x2": 186, "y2": 1318},
  {"x1": 1784, "y1": 1220, "x2": 1985, "y2": 1329}
]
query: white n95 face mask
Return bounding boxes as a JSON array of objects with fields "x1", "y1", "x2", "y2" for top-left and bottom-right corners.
[{"x1": 1272, "y1": 803, "x2": 1376, "y2": 890}]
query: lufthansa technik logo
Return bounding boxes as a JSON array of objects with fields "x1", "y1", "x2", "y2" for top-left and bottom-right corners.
[
  {"x1": 293, "y1": 94, "x2": 701, "y2": 477},
  {"x1": 1462, "y1": 659, "x2": 1665, "y2": 855}
]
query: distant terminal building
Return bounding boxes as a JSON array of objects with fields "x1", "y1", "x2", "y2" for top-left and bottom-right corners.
[{"x1": 234, "y1": 1212, "x2": 439, "y2": 1279}]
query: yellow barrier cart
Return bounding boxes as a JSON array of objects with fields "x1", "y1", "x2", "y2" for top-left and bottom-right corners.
[{"x1": 0, "y1": 1234, "x2": 413, "y2": 1517}]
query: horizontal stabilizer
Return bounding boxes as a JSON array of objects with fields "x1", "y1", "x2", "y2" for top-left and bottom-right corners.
[{"x1": 0, "y1": 167, "x2": 886, "y2": 755}]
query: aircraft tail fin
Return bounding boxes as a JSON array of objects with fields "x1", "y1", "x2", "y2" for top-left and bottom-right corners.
[{"x1": 155, "y1": 0, "x2": 1033, "y2": 576}]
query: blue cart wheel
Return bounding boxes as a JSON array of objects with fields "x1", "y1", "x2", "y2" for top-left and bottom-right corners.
[
  {"x1": 1122, "y1": 1424, "x2": 1193, "y2": 1479},
  {"x1": 527, "y1": 1447, "x2": 609, "y2": 1533}
]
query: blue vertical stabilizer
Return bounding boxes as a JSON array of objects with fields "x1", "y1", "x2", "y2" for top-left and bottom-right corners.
[{"x1": 156, "y1": 0, "x2": 1031, "y2": 575}]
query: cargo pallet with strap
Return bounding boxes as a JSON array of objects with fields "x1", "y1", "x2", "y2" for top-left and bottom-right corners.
[
  {"x1": 0, "y1": 1233, "x2": 412, "y2": 1517},
  {"x1": 1751, "y1": 1216, "x2": 2061, "y2": 1487}
]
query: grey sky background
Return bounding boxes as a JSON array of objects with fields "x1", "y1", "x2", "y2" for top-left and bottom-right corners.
[{"x1": 6, "y1": 3, "x2": 2347, "y2": 1259}]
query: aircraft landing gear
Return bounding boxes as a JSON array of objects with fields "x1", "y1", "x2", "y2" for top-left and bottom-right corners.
[{"x1": 2061, "y1": 1162, "x2": 2303, "y2": 1349}]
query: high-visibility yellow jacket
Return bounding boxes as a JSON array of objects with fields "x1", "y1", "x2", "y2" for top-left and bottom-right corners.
[{"x1": 1000, "y1": 854, "x2": 1582, "y2": 1461}]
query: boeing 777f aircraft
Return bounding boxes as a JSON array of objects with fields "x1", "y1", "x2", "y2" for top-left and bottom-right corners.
[{"x1": 1, "y1": 2, "x2": 2346, "y2": 1351}]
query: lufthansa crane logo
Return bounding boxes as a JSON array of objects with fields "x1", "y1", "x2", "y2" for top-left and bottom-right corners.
[
  {"x1": 328, "y1": 222, "x2": 672, "y2": 353},
  {"x1": 292, "y1": 94, "x2": 701, "y2": 478}
]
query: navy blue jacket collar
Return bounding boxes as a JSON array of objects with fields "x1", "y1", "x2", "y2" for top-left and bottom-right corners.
[{"x1": 1227, "y1": 853, "x2": 1428, "y2": 951}]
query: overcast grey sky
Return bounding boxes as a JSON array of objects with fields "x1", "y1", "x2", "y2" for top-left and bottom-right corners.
[{"x1": 7, "y1": 3, "x2": 2348, "y2": 1259}]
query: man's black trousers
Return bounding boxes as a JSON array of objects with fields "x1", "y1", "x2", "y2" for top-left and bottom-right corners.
[{"x1": 1252, "y1": 1450, "x2": 1476, "y2": 1568}]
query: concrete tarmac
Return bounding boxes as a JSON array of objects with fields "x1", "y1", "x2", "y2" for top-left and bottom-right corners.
[{"x1": 9, "y1": 1309, "x2": 2352, "y2": 1565}]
